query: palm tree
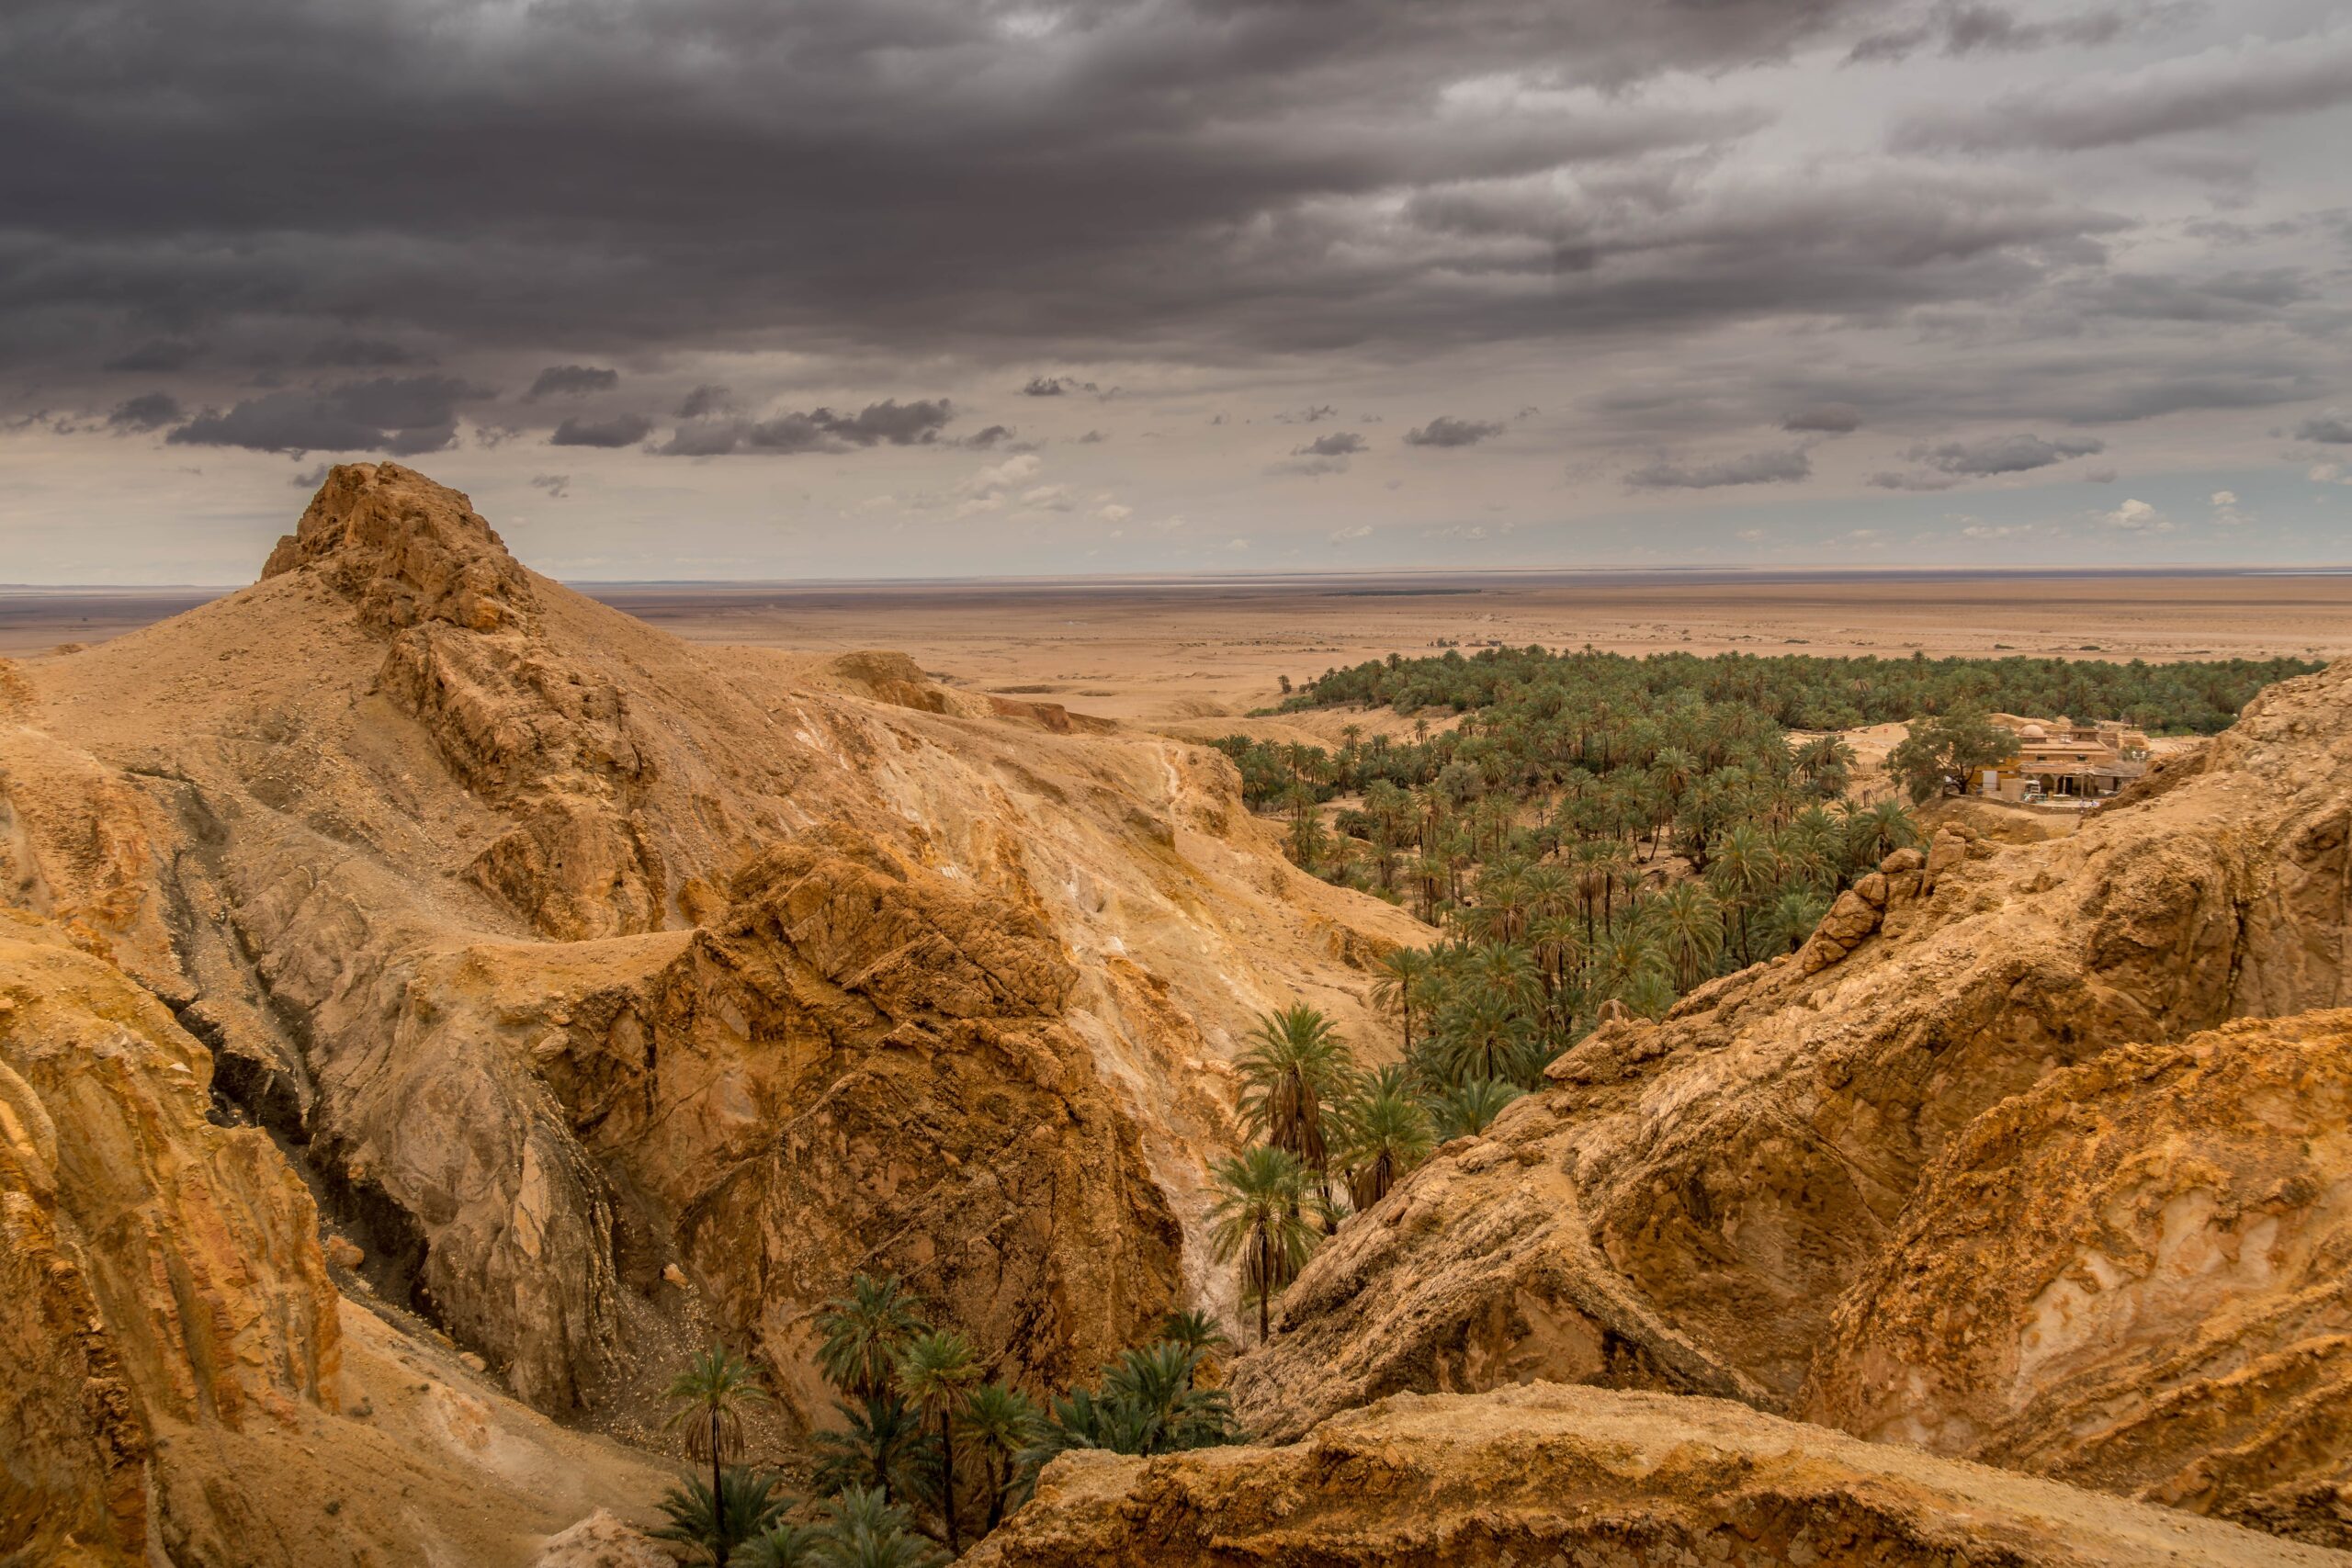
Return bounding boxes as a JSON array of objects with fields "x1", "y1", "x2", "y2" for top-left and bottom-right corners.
[
  {"x1": 895, "y1": 1331, "x2": 980, "y2": 1555},
  {"x1": 811, "y1": 1487, "x2": 946, "y2": 1568},
  {"x1": 1650, "y1": 881, "x2": 1724, "y2": 992},
  {"x1": 1235, "y1": 1005, "x2": 1354, "y2": 1180},
  {"x1": 816, "y1": 1275, "x2": 931, "y2": 1404},
  {"x1": 957, "y1": 1382, "x2": 1041, "y2": 1531},
  {"x1": 1157, "y1": 1308, "x2": 1231, "y2": 1381},
  {"x1": 656, "y1": 1468, "x2": 791, "y2": 1566},
  {"x1": 1335, "y1": 1078, "x2": 1433, "y2": 1210},
  {"x1": 1431, "y1": 1077, "x2": 1522, "y2": 1141},
  {"x1": 665, "y1": 1346, "x2": 772, "y2": 1567},
  {"x1": 1102, "y1": 1341, "x2": 1239, "y2": 1450},
  {"x1": 1705, "y1": 823, "x2": 1780, "y2": 965},
  {"x1": 812, "y1": 1395, "x2": 932, "y2": 1506},
  {"x1": 743, "y1": 1521, "x2": 829, "y2": 1568},
  {"x1": 1207, "y1": 1145, "x2": 1318, "y2": 1346}
]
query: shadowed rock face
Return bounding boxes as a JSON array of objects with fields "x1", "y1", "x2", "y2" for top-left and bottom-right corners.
[
  {"x1": 964, "y1": 1382, "x2": 2348, "y2": 1568},
  {"x1": 0, "y1": 913, "x2": 340, "y2": 1566},
  {"x1": 1, "y1": 461, "x2": 1423, "y2": 1444},
  {"x1": 1811, "y1": 1010, "x2": 2352, "y2": 1550},
  {"x1": 1227, "y1": 660, "x2": 2352, "y2": 1547}
]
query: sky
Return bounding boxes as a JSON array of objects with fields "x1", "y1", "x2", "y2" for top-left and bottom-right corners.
[{"x1": 5, "y1": 0, "x2": 2352, "y2": 582}]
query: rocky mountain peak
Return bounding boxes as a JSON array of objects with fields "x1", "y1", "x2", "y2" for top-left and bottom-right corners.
[{"x1": 262, "y1": 461, "x2": 537, "y2": 633}]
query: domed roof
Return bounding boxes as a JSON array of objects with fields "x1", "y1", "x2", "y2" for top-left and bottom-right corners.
[{"x1": 2018, "y1": 723, "x2": 2048, "y2": 739}]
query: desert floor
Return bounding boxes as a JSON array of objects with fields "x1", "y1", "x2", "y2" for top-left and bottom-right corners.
[{"x1": 10, "y1": 570, "x2": 2351, "y2": 743}]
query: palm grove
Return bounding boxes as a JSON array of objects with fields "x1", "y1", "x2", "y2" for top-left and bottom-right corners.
[{"x1": 650, "y1": 645, "x2": 2307, "y2": 1562}]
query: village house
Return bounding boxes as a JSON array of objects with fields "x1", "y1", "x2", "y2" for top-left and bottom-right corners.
[{"x1": 1975, "y1": 715, "x2": 2151, "y2": 802}]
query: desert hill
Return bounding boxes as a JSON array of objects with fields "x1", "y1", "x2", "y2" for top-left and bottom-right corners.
[
  {"x1": 967, "y1": 1382, "x2": 2347, "y2": 1568},
  {"x1": 1226, "y1": 657, "x2": 2352, "y2": 1547},
  {"x1": 0, "y1": 462, "x2": 1426, "y2": 1561}
]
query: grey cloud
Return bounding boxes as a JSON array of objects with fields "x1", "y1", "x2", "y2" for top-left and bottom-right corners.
[
  {"x1": 2295, "y1": 414, "x2": 2352, "y2": 444},
  {"x1": 675, "y1": 384, "x2": 732, "y2": 419},
  {"x1": 1404, "y1": 415, "x2": 1504, "y2": 448},
  {"x1": 1848, "y1": 2, "x2": 2159, "y2": 64},
  {"x1": 1295, "y1": 431, "x2": 1367, "y2": 457},
  {"x1": 1626, "y1": 446, "x2": 1811, "y2": 489},
  {"x1": 1895, "y1": 28, "x2": 2352, "y2": 152},
  {"x1": 307, "y1": 336, "x2": 418, "y2": 367},
  {"x1": 528, "y1": 364, "x2": 621, "y2": 400},
  {"x1": 102, "y1": 338, "x2": 199, "y2": 373},
  {"x1": 530, "y1": 473, "x2": 572, "y2": 498},
  {"x1": 1868, "y1": 468, "x2": 1963, "y2": 491},
  {"x1": 1782, "y1": 402, "x2": 1862, "y2": 433},
  {"x1": 107, "y1": 391, "x2": 183, "y2": 431},
  {"x1": 657, "y1": 397, "x2": 954, "y2": 457},
  {"x1": 166, "y1": 374, "x2": 476, "y2": 455},
  {"x1": 289, "y1": 463, "x2": 329, "y2": 489},
  {"x1": 550, "y1": 412, "x2": 654, "y2": 447},
  {"x1": 1023, "y1": 376, "x2": 1099, "y2": 397},
  {"x1": 1905, "y1": 433, "x2": 2105, "y2": 475},
  {"x1": 962, "y1": 423, "x2": 1015, "y2": 448},
  {"x1": 1077, "y1": 428, "x2": 1108, "y2": 444}
]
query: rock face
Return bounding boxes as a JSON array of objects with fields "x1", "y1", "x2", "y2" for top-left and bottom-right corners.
[
  {"x1": 1, "y1": 462, "x2": 1423, "y2": 1456},
  {"x1": 1811, "y1": 1010, "x2": 2352, "y2": 1548},
  {"x1": 967, "y1": 1382, "x2": 2346, "y2": 1568},
  {"x1": 0, "y1": 911, "x2": 676, "y2": 1566},
  {"x1": 1228, "y1": 660, "x2": 2352, "y2": 1546},
  {"x1": 0, "y1": 912, "x2": 337, "y2": 1565}
]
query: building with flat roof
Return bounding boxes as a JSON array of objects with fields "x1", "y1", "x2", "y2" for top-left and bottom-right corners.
[{"x1": 1976, "y1": 716, "x2": 2149, "y2": 802}]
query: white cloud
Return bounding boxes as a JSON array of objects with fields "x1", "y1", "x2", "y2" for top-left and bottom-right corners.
[
  {"x1": 1096, "y1": 502, "x2": 1133, "y2": 524},
  {"x1": 1328, "y1": 523, "x2": 1373, "y2": 543},
  {"x1": 2211, "y1": 491, "x2": 2252, "y2": 526},
  {"x1": 2098, "y1": 498, "x2": 2172, "y2": 532}
]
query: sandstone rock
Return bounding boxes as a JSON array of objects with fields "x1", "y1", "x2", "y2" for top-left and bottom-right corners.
[
  {"x1": 1810, "y1": 1010, "x2": 2352, "y2": 1549},
  {"x1": 3, "y1": 461, "x2": 1421, "y2": 1438},
  {"x1": 323, "y1": 1235, "x2": 366, "y2": 1270},
  {"x1": 1232, "y1": 659, "x2": 2352, "y2": 1490},
  {"x1": 968, "y1": 1382, "x2": 2344, "y2": 1568},
  {"x1": 532, "y1": 1509, "x2": 671, "y2": 1568}
]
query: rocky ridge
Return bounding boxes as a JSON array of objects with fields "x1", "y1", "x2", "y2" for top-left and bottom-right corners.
[
  {"x1": 1229, "y1": 659, "x2": 2352, "y2": 1547},
  {"x1": 967, "y1": 1382, "x2": 2346, "y2": 1568},
  {"x1": 0, "y1": 462, "x2": 1424, "y2": 1557}
]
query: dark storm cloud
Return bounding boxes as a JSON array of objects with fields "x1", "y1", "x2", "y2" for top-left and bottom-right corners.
[
  {"x1": 102, "y1": 339, "x2": 199, "y2": 373},
  {"x1": 1782, "y1": 403, "x2": 1863, "y2": 433},
  {"x1": 1404, "y1": 416, "x2": 1504, "y2": 448},
  {"x1": 1023, "y1": 377, "x2": 1101, "y2": 397},
  {"x1": 307, "y1": 336, "x2": 419, "y2": 368},
  {"x1": 1626, "y1": 446, "x2": 1812, "y2": 489},
  {"x1": 107, "y1": 391, "x2": 183, "y2": 431},
  {"x1": 657, "y1": 398, "x2": 954, "y2": 457},
  {"x1": 1295, "y1": 431, "x2": 1368, "y2": 457},
  {"x1": 1895, "y1": 28, "x2": 2352, "y2": 151},
  {"x1": 2295, "y1": 414, "x2": 2352, "y2": 444},
  {"x1": 1847, "y1": 3, "x2": 2162, "y2": 64},
  {"x1": 0, "y1": 0, "x2": 1881, "y2": 378},
  {"x1": 528, "y1": 364, "x2": 622, "y2": 400},
  {"x1": 165, "y1": 374, "x2": 479, "y2": 455},
  {"x1": 550, "y1": 412, "x2": 654, "y2": 448},
  {"x1": 1905, "y1": 433, "x2": 2106, "y2": 475}
]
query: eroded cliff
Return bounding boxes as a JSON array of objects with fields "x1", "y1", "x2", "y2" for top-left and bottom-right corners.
[{"x1": 1227, "y1": 659, "x2": 2352, "y2": 1547}]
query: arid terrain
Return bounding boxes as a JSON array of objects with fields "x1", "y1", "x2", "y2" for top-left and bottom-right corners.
[
  {"x1": 13, "y1": 570, "x2": 2352, "y2": 746},
  {"x1": 7, "y1": 467, "x2": 2352, "y2": 1567}
]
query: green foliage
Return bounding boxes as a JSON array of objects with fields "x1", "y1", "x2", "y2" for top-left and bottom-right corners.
[
  {"x1": 816, "y1": 1275, "x2": 931, "y2": 1404},
  {"x1": 806, "y1": 1488, "x2": 946, "y2": 1568},
  {"x1": 1207, "y1": 1145, "x2": 1323, "y2": 1343},
  {"x1": 1885, "y1": 706, "x2": 2021, "y2": 804},
  {"x1": 1234, "y1": 1005, "x2": 1352, "y2": 1177},
  {"x1": 1429, "y1": 1077, "x2": 1522, "y2": 1141},
  {"x1": 812, "y1": 1395, "x2": 935, "y2": 1506},
  {"x1": 655, "y1": 1468, "x2": 791, "y2": 1564}
]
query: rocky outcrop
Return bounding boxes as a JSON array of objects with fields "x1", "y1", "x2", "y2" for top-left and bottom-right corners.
[
  {"x1": 967, "y1": 1382, "x2": 2346, "y2": 1568},
  {"x1": 0, "y1": 912, "x2": 334, "y2": 1562},
  {"x1": 1230, "y1": 658, "x2": 2352, "y2": 1528},
  {"x1": 2, "y1": 462, "x2": 1422, "y2": 1446},
  {"x1": 1811, "y1": 1010, "x2": 2352, "y2": 1548}
]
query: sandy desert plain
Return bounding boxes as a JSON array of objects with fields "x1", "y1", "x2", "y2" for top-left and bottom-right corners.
[{"x1": 14, "y1": 566, "x2": 2350, "y2": 746}]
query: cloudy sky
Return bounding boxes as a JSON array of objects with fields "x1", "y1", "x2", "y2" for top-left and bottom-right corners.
[{"x1": 6, "y1": 0, "x2": 2351, "y2": 582}]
